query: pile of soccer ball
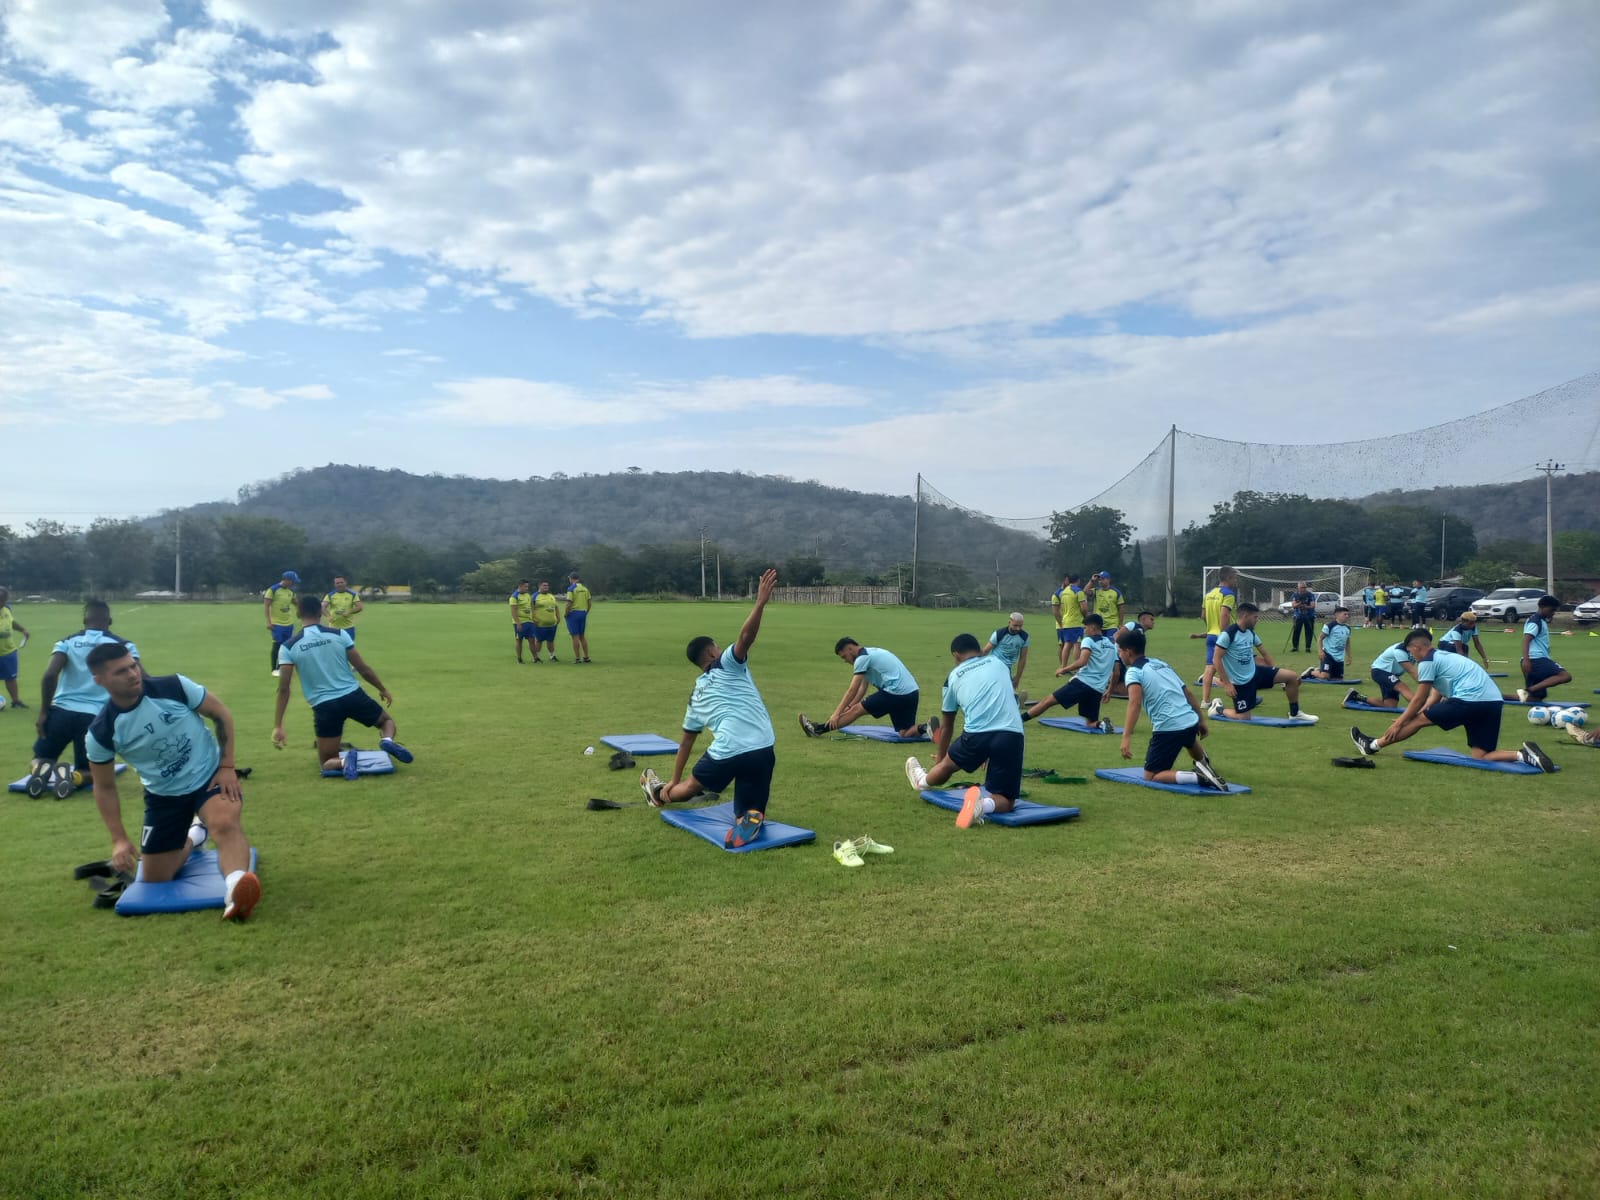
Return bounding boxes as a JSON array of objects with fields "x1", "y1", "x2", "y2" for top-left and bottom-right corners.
[{"x1": 1526, "y1": 705, "x2": 1588, "y2": 728}]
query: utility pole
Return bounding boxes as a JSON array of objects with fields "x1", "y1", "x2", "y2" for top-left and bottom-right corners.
[
  {"x1": 699, "y1": 525, "x2": 707, "y2": 598},
  {"x1": 174, "y1": 517, "x2": 182, "y2": 597},
  {"x1": 1536, "y1": 460, "x2": 1564, "y2": 595}
]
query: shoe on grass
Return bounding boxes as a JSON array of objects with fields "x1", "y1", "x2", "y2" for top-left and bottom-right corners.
[
  {"x1": 904, "y1": 756, "x2": 928, "y2": 791},
  {"x1": 798, "y1": 713, "x2": 824, "y2": 738},
  {"x1": 1291, "y1": 711, "x2": 1319, "y2": 724},
  {"x1": 851, "y1": 835, "x2": 894, "y2": 855},
  {"x1": 1098, "y1": 717, "x2": 1115, "y2": 734},
  {"x1": 832, "y1": 839, "x2": 865, "y2": 867},
  {"x1": 51, "y1": 762, "x2": 76, "y2": 799},
  {"x1": 1344, "y1": 688, "x2": 1361, "y2": 706}
]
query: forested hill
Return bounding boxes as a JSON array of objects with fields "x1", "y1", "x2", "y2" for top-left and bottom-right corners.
[
  {"x1": 179, "y1": 465, "x2": 1046, "y2": 573},
  {"x1": 1355, "y1": 471, "x2": 1600, "y2": 544}
]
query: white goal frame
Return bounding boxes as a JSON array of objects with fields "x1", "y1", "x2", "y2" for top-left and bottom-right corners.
[{"x1": 1201, "y1": 564, "x2": 1373, "y2": 618}]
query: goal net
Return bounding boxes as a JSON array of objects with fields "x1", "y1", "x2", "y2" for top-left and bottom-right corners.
[{"x1": 1200, "y1": 565, "x2": 1373, "y2": 620}]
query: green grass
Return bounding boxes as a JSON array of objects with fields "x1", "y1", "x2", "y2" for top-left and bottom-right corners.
[{"x1": 2, "y1": 600, "x2": 1597, "y2": 1199}]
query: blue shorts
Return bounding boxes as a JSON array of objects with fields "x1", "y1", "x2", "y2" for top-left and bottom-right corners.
[
  {"x1": 312, "y1": 688, "x2": 386, "y2": 740},
  {"x1": 142, "y1": 782, "x2": 226, "y2": 855},
  {"x1": 1050, "y1": 678, "x2": 1103, "y2": 722},
  {"x1": 1145, "y1": 723, "x2": 1201, "y2": 774},
  {"x1": 1423, "y1": 698, "x2": 1502, "y2": 751},
  {"x1": 0, "y1": 650, "x2": 16, "y2": 681},
  {"x1": 1318, "y1": 657, "x2": 1345, "y2": 678},
  {"x1": 1058, "y1": 626, "x2": 1083, "y2": 645},
  {"x1": 516, "y1": 622, "x2": 537, "y2": 639},
  {"x1": 944, "y1": 728, "x2": 1024, "y2": 800},
  {"x1": 862, "y1": 687, "x2": 919, "y2": 730},
  {"x1": 1525, "y1": 658, "x2": 1564, "y2": 687},
  {"x1": 1228, "y1": 664, "x2": 1280, "y2": 714},
  {"x1": 565, "y1": 611, "x2": 588, "y2": 635},
  {"x1": 1371, "y1": 668, "x2": 1405, "y2": 701},
  {"x1": 270, "y1": 624, "x2": 294, "y2": 645},
  {"x1": 692, "y1": 744, "x2": 776, "y2": 816},
  {"x1": 1204, "y1": 634, "x2": 1219, "y2": 664},
  {"x1": 533, "y1": 625, "x2": 557, "y2": 643}
]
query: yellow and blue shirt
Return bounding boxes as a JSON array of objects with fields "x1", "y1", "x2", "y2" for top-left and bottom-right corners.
[
  {"x1": 264, "y1": 584, "x2": 297, "y2": 627},
  {"x1": 566, "y1": 581, "x2": 591, "y2": 611},
  {"x1": 533, "y1": 592, "x2": 561, "y2": 627},
  {"x1": 1202, "y1": 586, "x2": 1235, "y2": 636},
  {"x1": 324, "y1": 588, "x2": 360, "y2": 629},
  {"x1": 509, "y1": 591, "x2": 534, "y2": 623}
]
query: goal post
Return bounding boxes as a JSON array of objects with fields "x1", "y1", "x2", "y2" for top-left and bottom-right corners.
[{"x1": 1200, "y1": 565, "x2": 1373, "y2": 619}]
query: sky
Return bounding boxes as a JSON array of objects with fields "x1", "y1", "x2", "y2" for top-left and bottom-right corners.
[{"x1": 2, "y1": 0, "x2": 1597, "y2": 530}]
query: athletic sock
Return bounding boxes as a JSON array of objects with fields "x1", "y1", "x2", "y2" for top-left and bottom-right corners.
[
  {"x1": 1289, "y1": 702, "x2": 1301, "y2": 716},
  {"x1": 980, "y1": 796, "x2": 996, "y2": 815},
  {"x1": 224, "y1": 869, "x2": 245, "y2": 899},
  {"x1": 1176, "y1": 770, "x2": 1199, "y2": 785}
]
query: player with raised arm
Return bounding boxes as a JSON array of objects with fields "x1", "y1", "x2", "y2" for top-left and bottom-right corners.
[
  {"x1": 1116, "y1": 627, "x2": 1227, "y2": 789},
  {"x1": 799, "y1": 638, "x2": 931, "y2": 739},
  {"x1": 1207, "y1": 603, "x2": 1316, "y2": 722},
  {"x1": 84, "y1": 644, "x2": 260, "y2": 921},
  {"x1": 1022, "y1": 612, "x2": 1116, "y2": 731},
  {"x1": 639, "y1": 569, "x2": 779, "y2": 848}
]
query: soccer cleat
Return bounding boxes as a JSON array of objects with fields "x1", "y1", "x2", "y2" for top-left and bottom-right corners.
[
  {"x1": 550, "y1": 656, "x2": 559, "y2": 662},
  {"x1": 955, "y1": 786, "x2": 986, "y2": 829},
  {"x1": 832, "y1": 839, "x2": 865, "y2": 867},
  {"x1": 1206, "y1": 698, "x2": 1225, "y2": 717},
  {"x1": 271, "y1": 669, "x2": 280, "y2": 678},
  {"x1": 725, "y1": 809, "x2": 764, "y2": 848},
  {"x1": 850, "y1": 835, "x2": 895, "y2": 855},
  {"x1": 51, "y1": 763, "x2": 75, "y2": 799},
  {"x1": 904, "y1": 756, "x2": 928, "y2": 791},
  {"x1": 1344, "y1": 688, "x2": 1361, "y2": 706},
  {"x1": 1193, "y1": 759, "x2": 1227, "y2": 791},
  {"x1": 379, "y1": 737, "x2": 414, "y2": 764},
  {"x1": 11, "y1": 700, "x2": 28, "y2": 708},
  {"x1": 639, "y1": 767, "x2": 666, "y2": 807},
  {"x1": 25, "y1": 760, "x2": 54, "y2": 798},
  {"x1": 927, "y1": 714, "x2": 940, "y2": 738},
  {"x1": 1519, "y1": 741, "x2": 1555, "y2": 773},
  {"x1": 1350, "y1": 726, "x2": 1380, "y2": 757},
  {"x1": 1291, "y1": 712, "x2": 1319, "y2": 724},
  {"x1": 222, "y1": 872, "x2": 261, "y2": 922},
  {"x1": 1098, "y1": 717, "x2": 1115, "y2": 734},
  {"x1": 1299, "y1": 666, "x2": 1315, "y2": 680},
  {"x1": 187, "y1": 819, "x2": 209, "y2": 850},
  {"x1": 1565, "y1": 724, "x2": 1599, "y2": 746},
  {"x1": 343, "y1": 750, "x2": 360, "y2": 781},
  {"x1": 1516, "y1": 688, "x2": 1530, "y2": 703},
  {"x1": 798, "y1": 713, "x2": 824, "y2": 738}
]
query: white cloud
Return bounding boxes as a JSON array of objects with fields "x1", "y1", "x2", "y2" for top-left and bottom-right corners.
[{"x1": 279, "y1": 383, "x2": 335, "y2": 400}]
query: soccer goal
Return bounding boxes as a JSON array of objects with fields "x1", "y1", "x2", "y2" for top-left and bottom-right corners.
[{"x1": 1201, "y1": 565, "x2": 1373, "y2": 619}]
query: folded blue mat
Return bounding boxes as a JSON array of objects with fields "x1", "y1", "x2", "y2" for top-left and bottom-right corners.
[
  {"x1": 1094, "y1": 767, "x2": 1252, "y2": 795},
  {"x1": 320, "y1": 750, "x2": 395, "y2": 777},
  {"x1": 601, "y1": 733, "x2": 679, "y2": 755},
  {"x1": 1505, "y1": 699, "x2": 1588, "y2": 709},
  {"x1": 117, "y1": 847, "x2": 259, "y2": 916},
  {"x1": 920, "y1": 787, "x2": 1079, "y2": 826},
  {"x1": 1401, "y1": 747, "x2": 1557, "y2": 774},
  {"x1": 1209, "y1": 714, "x2": 1319, "y2": 728},
  {"x1": 840, "y1": 724, "x2": 928, "y2": 743},
  {"x1": 8, "y1": 763, "x2": 125, "y2": 793},
  {"x1": 659, "y1": 800, "x2": 814, "y2": 852},
  {"x1": 1038, "y1": 716, "x2": 1124, "y2": 735},
  {"x1": 1343, "y1": 699, "x2": 1407, "y2": 714}
]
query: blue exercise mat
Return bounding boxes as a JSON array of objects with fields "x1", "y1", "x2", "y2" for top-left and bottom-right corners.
[
  {"x1": 1094, "y1": 767, "x2": 1253, "y2": 795},
  {"x1": 659, "y1": 800, "x2": 814, "y2": 852},
  {"x1": 601, "y1": 733, "x2": 679, "y2": 755},
  {"x1": 840, "y1": 724, "x2": 929, "y2": 743},
  {"x1": 1038, "y1": 716, "x2": 1123, "y2": 735},
  {"x1": 8, "y1": 763, "x2": 125, "y2": 793},
  {"x1": 1300, "y1": 677, "x2": 1358, "y2": 686},
  {"x1": 116, "y1": 847, "x2": 259, "y2": 916},
  {"x1": 920, "y1": 788, "x2": 1079, "y2": 826},
  {"x1": 1343, "y1": 699, "x2": 1407, "y2": 714},
  {"x1": 1209, "y1": 714, "x2": 1319, "y2": 728},
  {"x1": 1505, "y1": 699, "x2": 1587, "y2": 709},
  {"x1": 1401, "y1": 747, "x2": 1557, "y2": 774},
  {"x1": 320, "y1": 750, "x2": 395, "y2": 777}
]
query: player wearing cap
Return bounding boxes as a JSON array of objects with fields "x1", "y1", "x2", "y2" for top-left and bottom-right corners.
[
  {"x1": 1086, "y1": 571, "x2": 1125, "y2": 632},
  {"x1": 263, "y1": 570, "x2": 299, "y2": 676},
  {"x1": 564, "y1": 572, "x2": 592, "y2": 663}
]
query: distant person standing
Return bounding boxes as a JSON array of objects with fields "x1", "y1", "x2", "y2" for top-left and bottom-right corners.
[
  {"x1": 564, "y1": 572, "x2": 592, "y2": 663},
  {"x1": 1193, "y1": 567, "x2": 1238, "y2": 707},
  {"x1": 324, "y1": 576, "x2": 364, "y2": 642},
  {"x1": 983, "y1": 613, "x2": 1030, "y2": 692},
  {"x1": 27, "y1": 598, "x2": 137, "y2": 796},
  {"x1": 509, "y1": 580, "x2": 536, "y2": 663},
  {"x1": 0, "y1": 587, "x2": 30, "y2": 710},
  {"x1": 1290, "y1": 582, "x2": 1316, "y2": 652},
  {"x1": 531, "y1": 580, "x2": 562, "y2": 661},
  {"x1": 1386, "y1": 585, "x2": 1405, "y2": 628},
  {"x1": 1087, "y1": 571, "x2": 1125, "y2": 632},
  {"x1": 1372, "y1": 583, "x2": 1388, "y2": 629},
  {"x1": 1051, "y1": 573, "x2": 1087, "y2": 672},
  {"x1": 1361, "y1": 584, "x2": 1377, "y2": 628},
  {"x1": 1410, "y1": 581, "x2": 1430, "y2": 628},
  {"x1": 263, "y1": 570, "x2": 299, "y2": 676}
]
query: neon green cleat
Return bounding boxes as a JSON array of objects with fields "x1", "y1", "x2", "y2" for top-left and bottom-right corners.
[
  {"x1": 832, "y1": 839, "x2": 865, "y2": 867},
  {"x1": 850, "y1": 835, "x2": 894, "y2": 855}
]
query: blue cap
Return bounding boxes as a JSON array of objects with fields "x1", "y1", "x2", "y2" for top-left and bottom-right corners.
[{"x1": 282, "y1": 570, "x2": 300, "y2": 583}]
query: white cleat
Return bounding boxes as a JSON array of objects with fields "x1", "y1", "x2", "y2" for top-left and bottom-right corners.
[{"x1": 904, "y1": 756, "x2": 928, "y2": 791}]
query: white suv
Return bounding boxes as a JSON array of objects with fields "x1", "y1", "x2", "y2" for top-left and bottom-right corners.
[
  {"x1": 1574, "y1": 595, "x2": 1600, "y2": 623},
  {"x1": 1470, "y1": 587, "x2": 1547, "y2": 623}
]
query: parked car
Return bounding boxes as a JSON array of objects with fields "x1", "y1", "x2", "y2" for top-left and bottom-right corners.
[
  {"x1": 1573, "y1": 595, "x2": 1600, "y2": 623},
  {"x1": 1426, "y1": 587, "x2": 1485, "y2": 620},
  {"x1": 1277, "y1": 591, "x2": 1343, "y2": 618},
  {"x1": 1470, "y1": 587, "x2": 1547, "y2": 623}
]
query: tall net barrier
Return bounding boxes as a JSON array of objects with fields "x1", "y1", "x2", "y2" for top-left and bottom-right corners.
[
  {"x1": 1200, "y1": 566, "x2": 1373, "y2": 621},
  {"x1": 914, "y1": 372, "x2": 1600, "y2": 608}
]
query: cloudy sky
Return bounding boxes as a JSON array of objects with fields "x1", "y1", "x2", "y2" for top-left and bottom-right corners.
[{"x1": 2, "y1": 0, "x2": 1596, "y2": 529}]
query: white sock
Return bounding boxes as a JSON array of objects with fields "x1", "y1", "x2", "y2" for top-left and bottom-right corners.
[
  {"x1": 187, "y1": 820, "x2": 208, "y2": 848},
  {"x1": 1176, "y1": 770, "x2": 1199, "y2": 785},
  {"x1": 224, "y1": 868, "x2": 245, "y2": 899},
  {"x1": 980, "y1": 796, "x2": 996, "y2": 815}
]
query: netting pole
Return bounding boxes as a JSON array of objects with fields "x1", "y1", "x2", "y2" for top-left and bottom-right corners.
[
  {"x1": 1165, "y1": 425, "x2": 1177, "y2": 616},
  {"x1": 1538, "y1": 460, "x2": 1564, "y2": 594},
  {"x1": 911, "y1": 473, "x2": 921, "y2": 607}
]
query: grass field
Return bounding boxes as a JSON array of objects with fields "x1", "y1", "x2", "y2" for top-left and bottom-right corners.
[{"x1": 2, "y1": 598, "x2": 1597, "y2": 1199}]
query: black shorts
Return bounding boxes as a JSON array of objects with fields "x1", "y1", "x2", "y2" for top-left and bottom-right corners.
[
  {"x1": 1525, "y1": 658, "x2": 1564, "y2": 687},
  {"x1": 142, "y1": 783, "x2": 228, "y2": 854},
  {"x1": 945, "y1": 729, "x2": 1024, "y2": 800},
  {"x1": 1229, "y1": 664, "x2": 1280, "y2": 714},
  {"x1": 1424, "y1": 698, "x2": 1502, "y2": 752},
  {"x1": 312, "y1": 688, "x2": 386, "y2": 739},
  {"x1": 32, "y1": 707, "x2": 95, "y2": 765},
  {"x1": 1371, "y1": 668, "x2": 1405, "y2": 701},
  {"x1": 692, "y1": 745, "x2": 776, "y2": 815},
  {"x1": 1145, "y1": 724, "x2": 1200, "y2": 774},
  {"x1": 862, "y1": 688, "x2": 919, "y2": 730},
  {"x1": 1441, "y1": 641, "x2": 1467, "y2": 656},
  {"x1": 1317, "y1": 657, "x2": 1345, "y2": 679},
  {"x1": 1050, "y1": 678, "x2": 1103, "y2": 722}
]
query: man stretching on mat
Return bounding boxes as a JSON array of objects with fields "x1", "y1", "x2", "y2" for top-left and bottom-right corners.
[
  {"x1": 1207, "y1": 603, "x2": 1317, "y2": 722},
  {"x1": 1116, "y1": 627, "x2": 1227, "y2": 790},
  {"x1": 1108, "y1": 611, "x2": 1156, "y2": 698},
  {"x1": 1347, "y1": 638, "x2": 1419, "y2": 710},
  {"x1": 799, "y1": 638, "x2": 931, "y2": 739},
  {"x1": 84, "y1": 644, "x2": 261, "y2": 921},
  {"x1": 1351, "y1": 629, "x2": 1553, "y2": 771},
  {"x1": 1301, "y1": 607, "x2": 1352, "y2": 681},
  {"x1": 1438, "y1": 612, "x2": 1490, "y2": 667},
  {"x1": 902, "y1": 632, "x2": 1025, "y2": 829},
  {"x1": 1023, "y1": 612, "x2": 1116, "y2": 731},
  {"x1": 1514, "y1": 596, "x2": 1573, "y2": 704},
  {"x1": 272, "y1": 594, "x2": 413, "y2": 777},
  {"x1": 640, "y1": 568, "x2": 779, "y2": 848}
]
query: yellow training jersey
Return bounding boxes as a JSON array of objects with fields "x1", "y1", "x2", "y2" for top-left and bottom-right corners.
[
  {"x1": 1093, "y1": 586, "x2": 1122, "y2": 624},
  {"x1": 567, "y1": 582, "x2": 591, "y2": 612},
  {"x1": 533, "y1": 592, "x2": 561, "y2": 627},
  {"x1": 1202, "y1": 585, "x2": 1235, "y2": 636},
  {"x1": 0, "y1": 605, "x2": 17, "y2": 655},
  {"x1": 509, "y1": 592, "x2": 534, "y2": 623},
  {"x1": 265, "y1": 585, "x2": 297, "y2": 626},
  {"x1": 324, "y1": 589, "x2": 360, "y2": 629},
  {"x1": 1053, "y1": 586, "x2": 1085, "y2": 628}
]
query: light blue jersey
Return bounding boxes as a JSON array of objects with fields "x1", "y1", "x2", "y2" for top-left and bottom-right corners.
[
  {"x1": 1439, "y1": 622, "x2": 1478, "y2": 651},
  {"x1": 940, "y1": 654, "x2": 1023, "y2": 735},
  {"x1": 1523, "y1": 616, "x2": 1551, "y2": 660},
  {"x1": 50, "y1": 630, "x2": 139, "y2": 714},
  {"x1": 279, "y1": 624, "x2": 360, "y2": 707},
  {"x1": 1372, "y1": 642, "x2": 1413, "y2": 674},
  {"x1": 1076, "y1": 633, "x2": 1118, "y2": 692},
  {"x1": 1125, "y1": 656, "x2": 1198, "y2": 732},
  {"x1": 1213, "y1": 624, "x2": 1263, "y2": 685},
  {"x1": 987, "y1": 628, "x2": 1029, "y2": 669},
  {"x1": 1412, "y1": 587, "x2": 1429, "y2": 608},
  {"x1": 1416, "y1": 650, "x2": 1500, "y2": 703},
  {"x1": 683, "y1": 646, "x2": 775, "y2": 759},
  {"x1": 853, "y1": 646, "x2": 917, "y2": 696},
  {"x1": 1320, "y1": 623, "x2": 1350, "y2": 664},
  {"x1": 1362, "y1": 587, "x2": 1375, "y2": 607},
  {"x1": 86, "y1": 675, "x2": 219, "y2": 796}
]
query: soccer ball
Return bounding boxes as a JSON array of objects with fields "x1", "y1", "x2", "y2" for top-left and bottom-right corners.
[
  {"x1": 1526, "y1": 705, "x2": 1551, "y2": 725},
  {"x1": 0, "y1": 694, "x2": 6, "y2": 712},
  {"x1": 1553, "y1": 707, "x2": 1588, "y2": 729}
]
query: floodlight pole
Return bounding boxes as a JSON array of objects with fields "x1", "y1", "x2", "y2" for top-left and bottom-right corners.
[
  {"x1": 910, "y1": 473, "x2": 921, "y2": 606},
  {"x1": 1536, "y1": 460, "x2": 1564, "y2": 595}
]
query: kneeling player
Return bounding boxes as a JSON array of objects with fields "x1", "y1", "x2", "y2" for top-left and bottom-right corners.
[
  {"x1": 1348, "y1": 638, "x2": 1418, "y2": 709},
  {"x1": 1301, "y1": 607, "x2": 1352, "y2": 681},
  {"x1": 1351, "y1": 629, "x2": 1553, "y2": 771},
  {"x1": 1207, "y1": 603, "x2": 1316, "y2": 722},
  {"x1": 27, "y1": 599, "x2": 138, "y2": 797},
  {"x1": 1115, "y1": 628, "x2": 1227, "y2": 789},
  {"x1": 1022, "y1": 613, "x2": 1115, "y2": 731},
  {"x1": 1515, "y1": 596, "x2": 1573, "y2": 703},
  {"x1": 799, "y1": 638, "x2": 930, "y2": 739},
  {"x1": 902, "y1": 633, "x2": 1025, "y2": 828}
]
